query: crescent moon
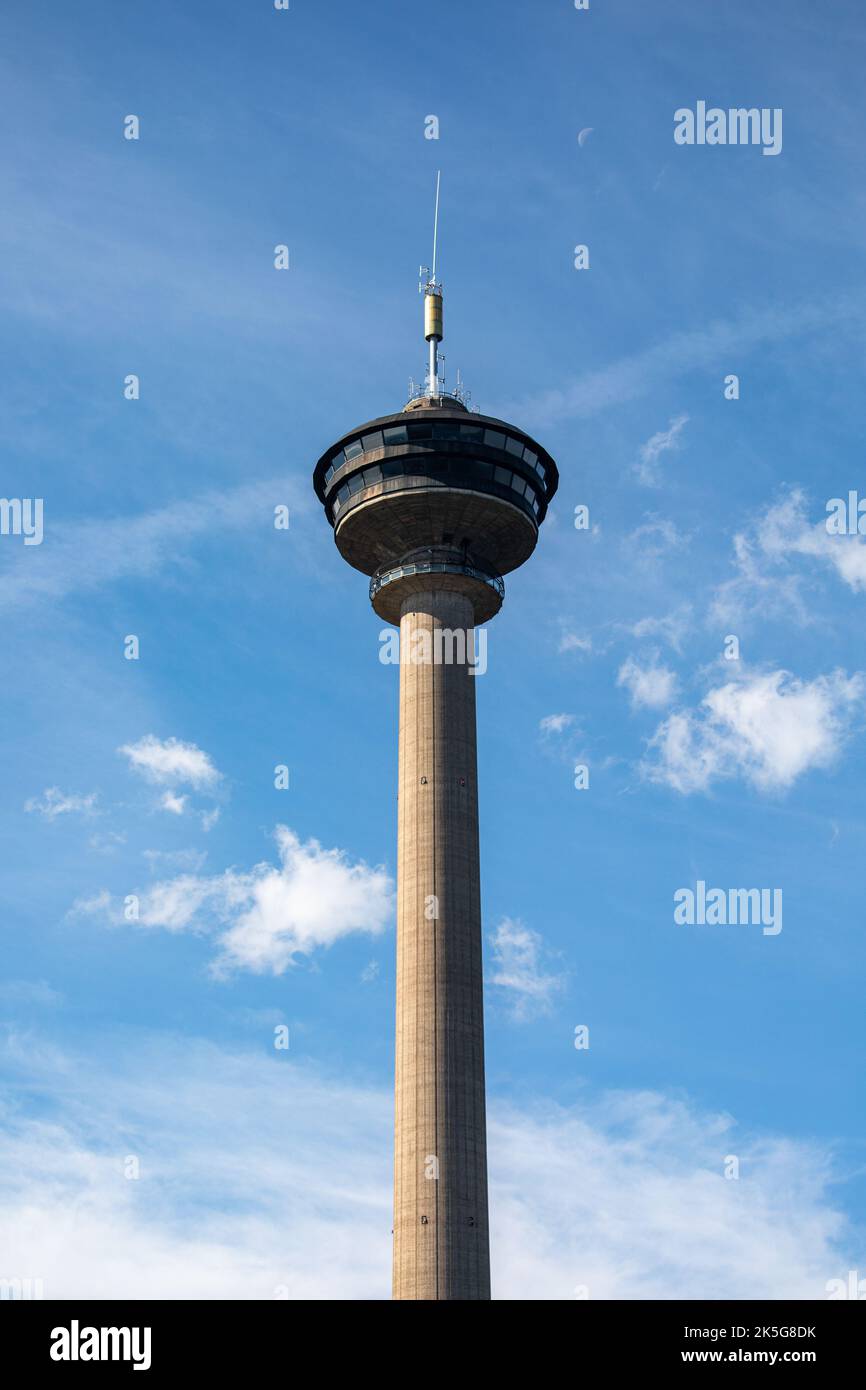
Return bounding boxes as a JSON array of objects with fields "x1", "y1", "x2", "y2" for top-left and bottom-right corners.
[{"x1": 577, "y1": 127, "x2": 593, "y2": 147}]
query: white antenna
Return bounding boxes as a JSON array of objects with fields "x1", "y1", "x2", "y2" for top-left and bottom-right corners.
[
  {"x1": 431, "y1": 169, "x2": 441, "y2": 282},
  {"x1": 421, "y1": 172, "x2": 444, "y2": 397},
  {"x1": 410, "y1": 172, "x2": 464, "y2": 404}
]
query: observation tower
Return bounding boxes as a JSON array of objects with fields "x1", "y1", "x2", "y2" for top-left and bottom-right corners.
[{"x1": 312, "y1": 177, "x2": 558, "y2": 1299}]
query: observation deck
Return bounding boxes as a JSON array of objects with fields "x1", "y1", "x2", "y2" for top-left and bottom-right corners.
[{"x1": 312, "y1": 397, "x2": 559, "y2": 624}]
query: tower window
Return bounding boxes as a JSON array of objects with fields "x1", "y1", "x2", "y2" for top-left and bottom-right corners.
[
  {"x1": 494, "y1": 466, "x2": 511, "y2": 487},
  {"x1": 505, "y1": 435, "x2": 524, "y2": 457},
  {"x1": 344, "y1": 439, "x2": 364, "y2": 461},
  {"x1": 363, "y1": 430, "x2": 383, "y2": 452},
  {"x1": 383, "y1": 425, "x2": 408, "y2": 445},
  {"x1": 407, "y1": 422, "x2": 433, "y2": 442},
  {"x1": 523, "y1": 448, "x2": 537, "y2": 468},
  {"x1": 484, "y1": 429, "x2": 506, "y2": 450}
]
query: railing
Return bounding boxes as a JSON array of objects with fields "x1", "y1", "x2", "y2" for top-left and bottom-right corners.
[
  {"x1": 406, "y1": 378, "x2": 475, "y2": 409},
  {"x1": 370, "y1": 552, "x2": 505, "y2": 604}
]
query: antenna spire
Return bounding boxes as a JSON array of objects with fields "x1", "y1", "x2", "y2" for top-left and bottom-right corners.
[
  {"x1": 431, "y1": 169, "x2": 441, "y2": 282},
  {"x1": 418, "y1": 171, "x2": 443, "y2": 399},
  {"x1": 410, "y1": 173, "x2": 470, "y2": 407}
]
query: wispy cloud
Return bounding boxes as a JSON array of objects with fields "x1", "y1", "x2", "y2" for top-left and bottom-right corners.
[
  {"x1": 713, "y1": 488, "x2": 866, "y2": 627},
  {"x1": 24, "y1": 787, "x2": 98, "y2": 821},
  {"x1": 88, "y1": 831, "x2": 127, "y2": 855},
  {"x1": 540, "y1": 713, "x2": 575, "y2": 735},
  {"x1": 142, "y1": 848, "x2": 208, "y2": 874},
  {"x1": 629, "y1": 515, "x2": 688, "y2": 554},
  {"x1": 0, "y1": 1032, "x2": 856, "y2": 1299},
  {"x1": 0, "y1": 479, "x2": 301, "y2": 612},
  {"x1": 558, "y1": 631, "x2": 592, "y2": 655},
  {"x1": 502, "y1": 295, "x2": 866, "y2": 429},
  {"x1": 0, "y1": 980, "x2": 62, "y2": 1007},
  {"x1": 119, "y1": 735, "x2": 220, "y2": 790},
  {"x1": 488, "y1": 918, "x2": 564, "y2": 1021},
  {"x1": 633, "y1": 415, "x2": 689, "y2": 487},
  {"x1": 625, "y1": 606, "x2": 692, "y2": 653}
]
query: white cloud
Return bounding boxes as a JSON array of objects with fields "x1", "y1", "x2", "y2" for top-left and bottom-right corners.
[
  {"x1": 633, "y1": 414, "x2": 689, "y2": 486},
  {"x1": 161, "y1": 791, "x2": 188, "y2": 815},
  {"x1": 139, "y1": 875, "x2": 215, "y2": 932},
  {"x1": 360, "y1": 960, "x2": 380, "y2": 984},
  {"x1": 626, "y1": 606, "x2": 692, "y2": 653},
  {"x1": 68, "y1": 889, "x2": 113, "y2": 919},
  {"x1": 0, "y1": 1034, "x2": 390, "y2": 1300},
  {"x1": 118, "y1": 735, "x2": 220, "y2": 790},
  {"x1": 713, "y1": 489, "x2": 866, "y2": 627},
  {"x1": 759, "y1": 489, "x2": 866, "y2": 591},
  {"x1": 88, "y1": 830, "x2": 127, "y2": 855},
  {"x1": 0, "y1": 479, "x2": 300, "y2": 613},
  {"x1": 629, "y1": 516, "x2": 687, "y2": 556},
  {"x1": 540, "y1": 713, "x2": 575, "y2": 735},
  {"x1": 24, "y1": 787, "x2": 98, "y2": 820},
  {"x1": 643, "y1": 667, "x2": 864, "y2": 794},
  {"x1": 713, "y1": 530, "x2": 807, "y2": 629},
  {"x1": 142, "y1": 848, "x2": 208, "y2": 873},
  {"x1": 558, "y1": 631, "x2": 592, "y2": 655},
  {"x1": 502, "y1": 294, "x2": 864, "y2": 430},
  {"x1": 618, "y1": 655, "x2": 679, "y2": 710},
  {"x1": 490, "y1": 1090, "x2": 855, "y2": 1300},
  {"x1": 0, "y1": 980, "x2": 62, "y2": 1007},
  {"x1": 0, "y1": 1032, "x2": 856, "y2": 1299},
  {"x1": 74, "y1": 827, "x2": 394, "y2": 977},
  {"x1": 488, "y1": 919, "x2": 564, "y2": 1021}
]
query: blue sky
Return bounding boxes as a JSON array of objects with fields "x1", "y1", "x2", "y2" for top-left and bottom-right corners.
[{"x1": 2, "y1": 0, "x2": 865, "y2": 1298}]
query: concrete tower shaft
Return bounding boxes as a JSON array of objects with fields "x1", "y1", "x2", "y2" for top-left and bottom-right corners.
[{"x1": 393, "y1": 586, "x2": 489, "y2": 1300}]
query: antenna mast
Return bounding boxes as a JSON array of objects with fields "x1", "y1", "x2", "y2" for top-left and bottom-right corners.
[
  {"x1": 412, "y1": 172, "x2": 470, "y2": 406},
  {"x1": 419, "y1": 171, "x2": 443, "y2": 399},
  {"x1": 431, "y1": 168, "x2": 440, "y2": 282}
]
